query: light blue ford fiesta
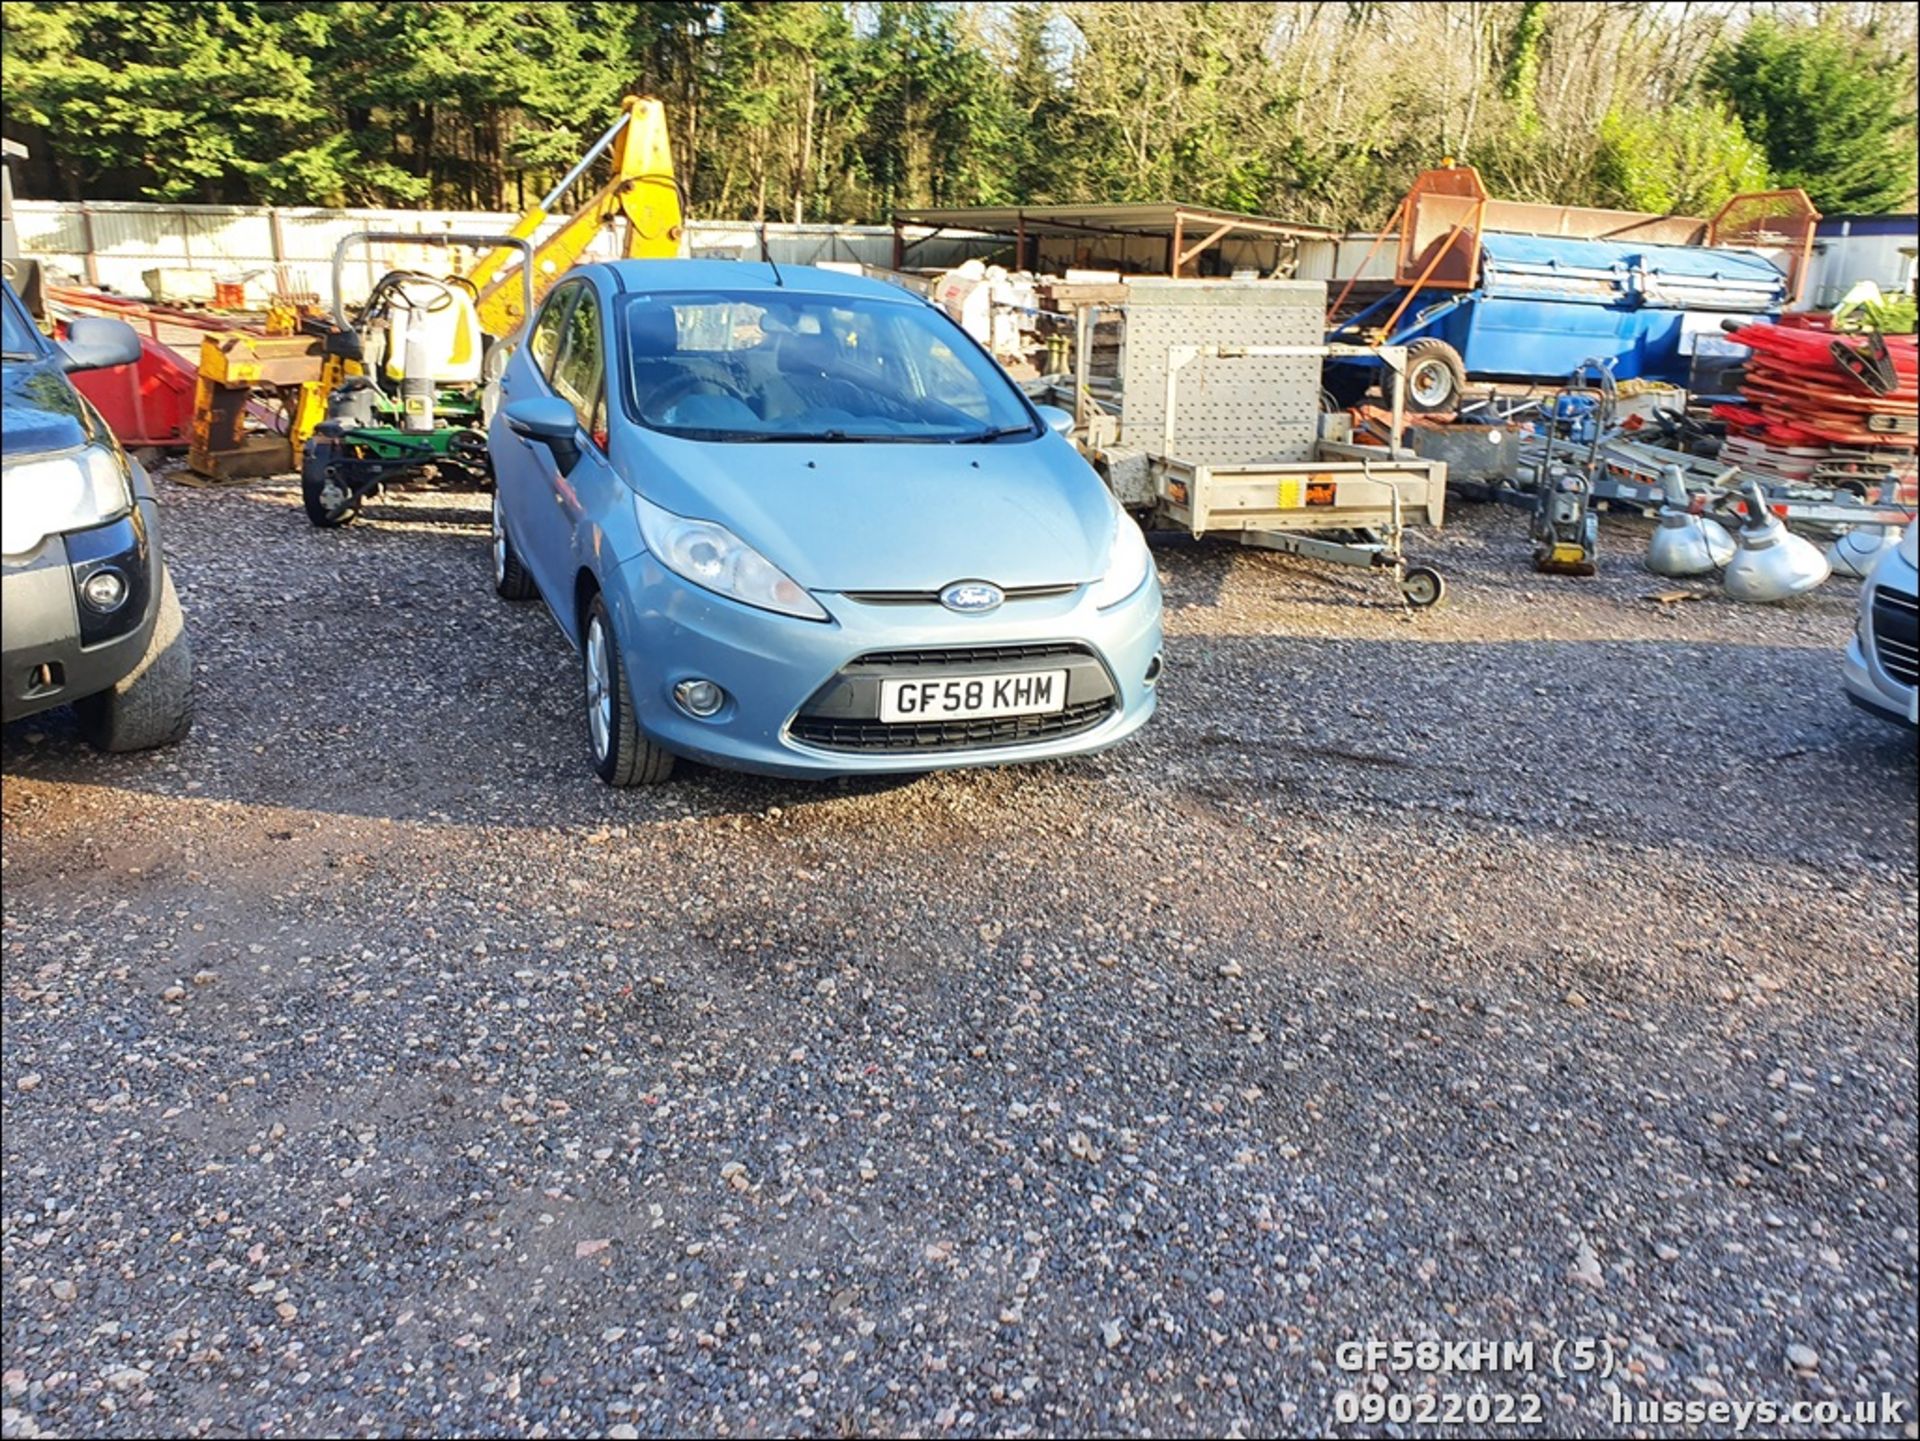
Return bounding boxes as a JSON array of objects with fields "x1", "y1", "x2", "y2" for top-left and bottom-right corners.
[{"x1": 486, "y1": 260, "x2": 1162, "y2": 785}]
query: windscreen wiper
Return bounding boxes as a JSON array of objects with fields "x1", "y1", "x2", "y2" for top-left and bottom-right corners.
[
  {"x1": 955, "y1": 424, "x2": 1037, "y2": 443},
  {"x1": 738, "y1": 429, "x2": 891, "y2": 443}
]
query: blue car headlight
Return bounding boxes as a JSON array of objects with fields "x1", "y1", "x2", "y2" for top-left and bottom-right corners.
[
  {"x1": 1, "y1": 443, "x2": 132, "y2": 559},
  {"x1": 1088, "y1": 509, "x2": 1154, "y2": 609},
  {"x1": 633, "y1": 492, "x2": 828, "y2": 621}
]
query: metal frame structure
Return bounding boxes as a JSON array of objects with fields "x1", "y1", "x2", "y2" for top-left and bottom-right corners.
[
  {"x1": 1149, "y1": 342, "x2": 1444, "y2": 604},
  {"x1": 330, "y1": 230, "x2": 534, "y2": 341},
  {"x1": 1049, "y1": 279, "x2": 1449, "y2": 607},
  {"x1": 890, "y1": 203, "x2": 1335, "y2": 278},
  {"x1": 1323, "y1": 166, "x2": 1821, "y2": 394},
  {"x1": 1507, "y1": 433, "x2": 1915, "y2": 532}
]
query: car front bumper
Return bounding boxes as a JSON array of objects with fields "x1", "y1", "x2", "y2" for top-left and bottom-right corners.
[
  {"x1": 1842, "y1": 559, "x2": 1918, "y2": 729},
  {"x1": 1, "y1": 500, "x2": 161, "y2": 724},
  {"x1": 599, "y1": 556, "x2": 1164, "y2": 778},
  {"x1": 1843, "y1": 631, "x2": 1918, "y2": 727}
]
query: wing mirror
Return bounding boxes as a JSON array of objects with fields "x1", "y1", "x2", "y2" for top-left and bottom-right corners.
[
  {"x1": 1033, "y1": 403, "x2": 1075, "y2": 437},
  {"x1": 503, "y1": 396, "x2": 581, "y2": 472},
  {"x1": 58, "y1": 316, "x2": 143, "y2": 374}
]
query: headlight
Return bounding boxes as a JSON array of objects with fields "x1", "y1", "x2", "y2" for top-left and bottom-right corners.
[
  {"x1": 1, "y1": 443, "x2": 133, "y2": 558},
  {"x1": 633, "y1": 492, "x2": 828, "y2": 621},
  {"x1": 1088, "y1": 509, "x2": 1154, "y2": 609}
]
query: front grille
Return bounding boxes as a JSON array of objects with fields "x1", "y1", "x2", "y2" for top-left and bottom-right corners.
[
  {"x1": 849, "y1": 642, "x2": 1092, "y2": 669},
  {"x1": 791, "y1": 696, "x2": 1114, "y2": 753},
  {"x1": 790, "y1": 642, "x2": 1116, "y2": 754},
  {"x1": 1872, "y1": 586, "x2": 1919, "y2": 687},
  {"x1": 841, "y1": 585, "x2": 1078, "y2": 606}
]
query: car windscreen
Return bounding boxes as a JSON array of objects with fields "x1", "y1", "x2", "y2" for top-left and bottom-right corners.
[
  {"x1": 618, "y1": 290, "x2": 1037, "y2": 443},
  {"x1": 1, "y1": 286, "x2": 42, "y2": 359}
]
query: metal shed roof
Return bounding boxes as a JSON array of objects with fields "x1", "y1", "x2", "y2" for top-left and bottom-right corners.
[{"x1": 891, "y1": 202, "x2": 1335, "y2": 241}]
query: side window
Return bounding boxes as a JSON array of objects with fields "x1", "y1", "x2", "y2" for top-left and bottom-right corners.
[
  {"x1": 550, "y1": 289, "x2": 604, "y2": 430},
  {"x1": 528, "y1": 285, "x2": 578, "y2": 380}
]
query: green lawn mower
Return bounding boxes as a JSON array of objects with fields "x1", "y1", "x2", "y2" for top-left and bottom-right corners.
[{"x1": 301, "y1": 231, "x2": 534, "y2": 527}]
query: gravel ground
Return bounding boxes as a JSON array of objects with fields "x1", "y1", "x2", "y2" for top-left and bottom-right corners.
[{"x1": 3, "y1": 472, "x2": 1915, "y2": 1439}]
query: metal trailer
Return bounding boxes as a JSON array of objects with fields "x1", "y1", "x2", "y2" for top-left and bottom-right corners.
[
  {"x1": 1428, "y1": 410, "x2": 1915, "y2": 537},
  {"x1": 1511, "y1": 433, "x2": 1915, "y2": 534},
  {"x1": 1402, "y1": 354, "x2": 1915, "y2": 537},
  {"x1": 1049, "y1": 277, "x2": 1449, "y2": 608},
  {"x1": 1322, "y1": 166, "x2": 1820, "y2": 411}
]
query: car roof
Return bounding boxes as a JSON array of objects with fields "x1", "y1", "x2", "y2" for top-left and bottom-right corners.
[{"x1": 597, "y1": 259, "x2": 924, "y2": 304}]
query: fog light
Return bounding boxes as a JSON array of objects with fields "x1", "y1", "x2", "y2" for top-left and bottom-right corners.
[
  {"x1": 1144, "y1": 653, "x2": 1164, "y2": 685},
  {"x1": 81, "y1": 567, "x2": 129, "y2": 613},
  {"x1": 674, "y1": 678, "x2": 726, "y2": 718}
]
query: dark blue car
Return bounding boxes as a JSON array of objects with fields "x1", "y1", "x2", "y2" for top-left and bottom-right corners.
[{"x1": 2, "y1": 279, "x2": 193, "y2": 750}]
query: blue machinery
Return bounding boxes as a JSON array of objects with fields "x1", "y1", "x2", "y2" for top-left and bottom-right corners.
[{"x1": 1324, "y1": 167, "x2": 1819, "y2": 410}]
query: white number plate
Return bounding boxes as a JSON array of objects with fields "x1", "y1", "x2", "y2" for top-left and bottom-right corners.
[{"x1": 879, "y1": 670, "x2": 1068, "y2": 723}]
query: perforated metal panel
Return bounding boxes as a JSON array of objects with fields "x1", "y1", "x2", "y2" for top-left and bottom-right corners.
[{"x1": 1119, "y1": 279, "x2": 1325, "y2": 465}]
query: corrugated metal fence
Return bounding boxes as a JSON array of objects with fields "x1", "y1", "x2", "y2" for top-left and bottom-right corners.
[
  {"x1": 1804, "y1": 219, "x2": 1920, "y2": 311},
  {"x1": 13, "y1": 199, "x2": 1004, "y2": 302},
  {"x1": 24, "y1": 199, "x2": 1862, "y2": 306}
]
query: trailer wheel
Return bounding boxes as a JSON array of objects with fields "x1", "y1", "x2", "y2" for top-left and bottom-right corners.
[
  {"x1": 1399, "y1": 565, "x2": 1446, "y2": 609},
  {"x1": 1404, "y1": 340, "x2": 1466, "y2": 414}
]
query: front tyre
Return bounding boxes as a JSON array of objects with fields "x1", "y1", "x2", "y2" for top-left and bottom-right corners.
[
  {"x1": 582, "y1": 595, "x2": 674, "y2": 787},
  {"x1": 75, "y1": 570, "x2": 194, "y2": 752}
]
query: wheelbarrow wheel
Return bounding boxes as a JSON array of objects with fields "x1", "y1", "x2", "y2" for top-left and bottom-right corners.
[{"x1": 1399, "y1": 564, "x2": 1446, "y2": 609}]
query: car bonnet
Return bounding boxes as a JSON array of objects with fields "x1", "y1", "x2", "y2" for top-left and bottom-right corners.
[
  {"x1": 627, "y1": 433, "x2": 1116, "y2": 593},
  {"x1": 2, "y1": 351, "x2": 103, "y2": 459}
]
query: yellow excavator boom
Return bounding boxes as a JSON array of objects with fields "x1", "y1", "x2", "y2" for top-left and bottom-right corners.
[{"x1": 472, "y1": 96, "x2": 683, "y2": 338}]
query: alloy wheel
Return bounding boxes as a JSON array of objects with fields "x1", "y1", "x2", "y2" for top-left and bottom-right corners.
[
  {"x1": 491, "y1": 494, "x2": 508, "y2": 587},
  {"x1": 585, "y1": 617, "x2": 612, "y2": 762}
]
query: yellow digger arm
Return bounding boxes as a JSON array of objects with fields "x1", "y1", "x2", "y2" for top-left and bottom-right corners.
[
  {"x1": 465, "y1": 207, "x2": 549, "y2": 298},
  {"x1": 613, "y1": 97, "x2": 683, "y2": 259},
  {"x1": 472, "y1": 96, "x2": 684, "y2": 339}
]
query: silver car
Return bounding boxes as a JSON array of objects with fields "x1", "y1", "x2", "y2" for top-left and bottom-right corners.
[{"x1": 1843, "y1": 521, "x2": 1918, "y2": 727}]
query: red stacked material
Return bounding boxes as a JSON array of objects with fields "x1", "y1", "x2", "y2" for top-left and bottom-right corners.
[{"x1": 1716, "y1": 319, "x2": 1917, "y2": 453}]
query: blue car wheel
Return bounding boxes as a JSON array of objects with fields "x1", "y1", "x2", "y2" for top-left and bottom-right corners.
[
  {"x1": 582, "y1": 594, "x2": 675, "y2": 787},
  {"x1": 490, "y1": 492, "x2": 537, "y2": 601}
]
